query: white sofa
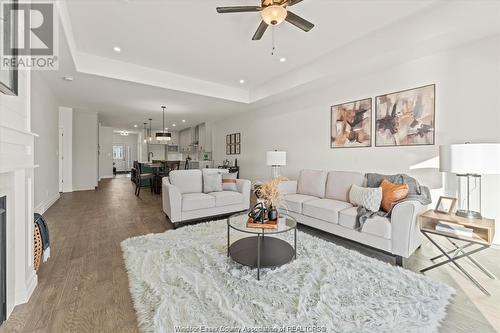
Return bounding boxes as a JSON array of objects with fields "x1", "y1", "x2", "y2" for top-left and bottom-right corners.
[
  {"x1": 162, "y1": 169, "x2": 251, "y2": 227},
  {"x1": 280, "y1": 170, "x2": 428, "y2": 261}
]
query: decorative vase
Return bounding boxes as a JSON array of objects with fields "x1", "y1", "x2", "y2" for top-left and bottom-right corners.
[{"x1": 268, "y1": 206, "x2": 278, "y2": 221}]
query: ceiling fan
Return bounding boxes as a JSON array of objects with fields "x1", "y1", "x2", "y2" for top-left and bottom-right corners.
[{"x1": 216, "y1": 0, "x2": 314, "y2": 40}]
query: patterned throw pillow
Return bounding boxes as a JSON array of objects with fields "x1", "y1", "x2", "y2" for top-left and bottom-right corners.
[
  {"x1": 203, "y1": 173, "x2": 222, "y2": 193},
  {"x1": 380, "y1": 179, "x2": 409, "y2": 212},
  {"x1": 222, "y1": 173, "x2": 238, "y2": 191},
  {"x1": 349, "y1": 185, "x2": 383, "y2": 212}
]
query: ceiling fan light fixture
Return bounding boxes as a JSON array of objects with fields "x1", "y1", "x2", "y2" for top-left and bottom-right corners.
[{"x1": 261, "y1": 4, "x2": 287, "y2": 26}]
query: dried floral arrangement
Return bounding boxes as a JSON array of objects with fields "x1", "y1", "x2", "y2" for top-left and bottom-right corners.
[{"x1": 256, "y1": 176, "x2": 288, "y2": 209}]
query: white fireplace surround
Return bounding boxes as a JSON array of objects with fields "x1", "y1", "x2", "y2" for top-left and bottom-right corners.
[{"x1": 0, "y1": 68, "x2": 38, "y2": 318}]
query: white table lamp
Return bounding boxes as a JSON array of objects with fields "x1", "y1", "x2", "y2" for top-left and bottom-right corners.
[
  {"x1": 439, "y1": 143, "x2": 500, "y2": 219},
  {"x1": 266, "y1": 150, "x2": 286, "y2": 179}
]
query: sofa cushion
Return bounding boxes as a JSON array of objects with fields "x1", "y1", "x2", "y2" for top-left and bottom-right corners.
[
  {"x1": 181, "y1": 193, "x2": 215, "y2": 211},
  {"x1": 338, "y1": 207, "x2": 391, "y2": 239},
  {"x1": 283, "y1": 194, "x2": 317, "y2": 214},
  {"x1": 297, "y1": 170, "x2": 327, "y2": 198},
  {"x1": 362, "y1": 217, "x2": 392, "y2": 239},
  {"x1": 208, "y1": 191, "x2": 243, "y2": 207},
  {"x1": 203, "y1": 173, "x2": 222, "y2": 193},
  {"x1": 169, "y1": 170, "x2": 202, "y2": 194},
  {"x1": 302, "y1": 199, "x2": 352, "y2": 224},
  {"x1": 349, "y1": 185, "x2": 382, "y2": 212},
  {"x1": 325, "y1": 171, "x2": 365, "y2": 201},
  {"x1": 202, "y1": 168, "x2": 228, "y2": 176},
  {"x1": 222, "y1": 173, "x2": 238, "y2": 191}
]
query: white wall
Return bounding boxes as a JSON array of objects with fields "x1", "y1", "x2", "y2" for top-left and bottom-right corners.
[
  {"x1": 148, "y1": 144, "x2": 165, "y2": 161},
  {"x1": 72, "y1": 110, "x2": 98, "y2": 191},
  {"x1": 31, "y1": 72, "x2": 60, "y2": 213},
  {"x1": 213, "y1": 35, "x2": 500, "y2": 243},
  {"x1": 58, "y1": 107, "x2": 73, "y2": 192},
  {"x1": 113, "y1": 132, "x2": 138, "y2": 171},
  {"x1": 99, "y1": 125, "x2": 114, "y2": 178}
]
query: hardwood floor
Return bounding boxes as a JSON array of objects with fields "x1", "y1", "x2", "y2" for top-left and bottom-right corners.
[{"x1": 1, "y1": 176, "x2": 499, "y2": 332}]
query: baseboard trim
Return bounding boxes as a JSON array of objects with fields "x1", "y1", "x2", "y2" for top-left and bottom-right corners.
[
  {"x1": 72, "y1": 187, "x2": 96, "y2": 192},
  {"x1": 34, "y1": 192, "x2": 60, "y2": 215},
  {"x1": 24, "y1": 269, "x2": 38, "y2": 303},
  {"x1": 100, "y1": 175, "x2": 114, "y2": 179}
]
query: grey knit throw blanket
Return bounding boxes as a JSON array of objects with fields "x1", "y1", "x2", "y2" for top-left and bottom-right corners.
[{"x1": 355, "y1": 173, "x2": 432, "y2": 230}]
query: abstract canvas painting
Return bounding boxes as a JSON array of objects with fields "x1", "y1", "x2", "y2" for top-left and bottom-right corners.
[
  {"x1": 375, "y1": 84, "x2": 435, "y2": 147},
  {"x1": 330, "y1": 98, "x2": 372, "y2": 148}
]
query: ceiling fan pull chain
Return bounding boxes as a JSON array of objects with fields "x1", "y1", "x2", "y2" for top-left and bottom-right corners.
[{"x1": 271, "y1": 26, "x2": 276, "y2": 55}]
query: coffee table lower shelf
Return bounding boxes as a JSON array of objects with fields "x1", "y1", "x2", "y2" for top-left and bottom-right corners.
[{"x1": 228, "y1": 236, "x2": 296, "y2": 280}]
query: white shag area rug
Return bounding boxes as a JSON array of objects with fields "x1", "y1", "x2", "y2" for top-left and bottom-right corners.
[{"x1": 121, "y1": 219, "x2": 455, "y2": 333}]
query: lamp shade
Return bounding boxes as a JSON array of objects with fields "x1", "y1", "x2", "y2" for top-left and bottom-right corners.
[
  {"x1": 439, "y1": 143, "x2": 500, "y2": 175},
  {"x1": 266, "y1": 151, "x2": 286, "y2": 166}
]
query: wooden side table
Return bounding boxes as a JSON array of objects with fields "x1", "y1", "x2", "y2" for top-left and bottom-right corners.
[{"x1": 419, "y1": 209, "x2": 496, "y2": 295}]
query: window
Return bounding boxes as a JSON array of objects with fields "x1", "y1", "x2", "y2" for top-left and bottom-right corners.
[{"x1": 113, "y1": 145, "x2": 124, "y2": 160}]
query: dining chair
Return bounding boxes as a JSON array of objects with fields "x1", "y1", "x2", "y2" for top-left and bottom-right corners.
[{"x1": 135, "y1": 163, "x2": 154, "y2": 196}]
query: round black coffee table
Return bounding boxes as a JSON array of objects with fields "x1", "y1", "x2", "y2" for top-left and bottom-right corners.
[{"x1": 227, "y1": 211, "x2": 297, "y2": 280}]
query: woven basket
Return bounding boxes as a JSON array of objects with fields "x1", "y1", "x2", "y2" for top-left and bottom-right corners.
[{"x1": 34, "y1": 223, "x2": 42, "y2": 271}]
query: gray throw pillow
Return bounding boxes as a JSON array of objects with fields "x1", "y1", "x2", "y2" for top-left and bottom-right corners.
[
  {"x1": 203, "y1": 173, "x2": 222, "y2": 193},
  {"x1": 222, "y1": 173, "x2": 238, "y2": 191}
]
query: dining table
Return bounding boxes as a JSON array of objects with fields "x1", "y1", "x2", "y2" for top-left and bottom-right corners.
[{"x1": 142, "y1": 162, "x2": 164, "y2": 194}]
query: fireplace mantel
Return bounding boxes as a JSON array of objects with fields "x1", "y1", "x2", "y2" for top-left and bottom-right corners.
[{"x1": 0, "y1": 68, "x2": 37, "y2": 319}]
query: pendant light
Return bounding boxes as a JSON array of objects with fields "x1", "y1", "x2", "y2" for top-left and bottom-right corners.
[
  {"x1": 148, "y1": 118, "x2": 153, "y2": 142},
  {"x1": 143, "y1": 122, "x2": 147, "y2": 143},
  {"x1": 155, "y1": 105, "x2": 171, "y2": 141}
]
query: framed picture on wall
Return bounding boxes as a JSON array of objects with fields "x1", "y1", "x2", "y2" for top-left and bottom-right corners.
[
  {"x1": 330, "y1": 98, "x2": 372, "y2": 148},
  {"x1": 226, "y1": 144, "x2": 231, "y2": 155},
  {"x1": 375, "y1": 84, "x2": 435, "y2": 147},
  {"x1": 235, "y1": 144, "x2": 240, "y2": 154},
  {"x1": 230, "y1": 144, "x2": 236, "y2": 154},
  {"x1": 226, "y1": 135, "x2": 230, "y2": 144},
  {"x1": 235, "y1": 133, "x2": 241, "y2": 143}
]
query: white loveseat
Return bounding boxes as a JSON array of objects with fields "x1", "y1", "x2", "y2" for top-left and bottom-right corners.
[
  {"x1": 162, "y1": 169, "x2": 251, "y2": 227},
  {"x1": 280, "y1": 170, "x2": 428, "y2": 261}
]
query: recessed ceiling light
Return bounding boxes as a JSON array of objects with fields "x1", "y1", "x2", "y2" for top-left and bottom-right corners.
[
  {"x1": 113, "y1": 46, "x2": 121, "y2": 53},
  {"x1": 165, "y1": 127, "x2": 169, "y2": 130},
  {"x1": 182, "y1": 119, "x2": 186, "y2": 123},
  {"x1": 62, "y1": 76, "x2": 74, "y2": 81},
  {"x1": 280, "y1": 57, "x2": 287, "y2": 63},
  {"x1": 133, "y1": 124, "x2": 138, "y2": 128},
  {"x1": 172, "y1": 124, "x2": 176, "y2": 127},
  {"x1": 239, "y1": 79, "x2": 245, "y2": 84}
]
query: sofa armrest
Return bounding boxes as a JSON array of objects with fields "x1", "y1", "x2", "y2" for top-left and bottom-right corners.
[
  {"x1": 236, "y1": 179, "x2": 251, "y2": 210},
  {"x1": 162, "y1": 177, "x2": 182, "y2": 223},
  {"x1": 391, "y1": 200, "x2": 428, "y2": 258},
  {"x1": 278, "y1": 180, "x2": 298, "y2": 195}
]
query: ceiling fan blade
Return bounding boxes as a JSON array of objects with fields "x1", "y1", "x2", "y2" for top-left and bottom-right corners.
[
  {"x1": 288, "y1": 0, "x2": 305, "y2": 6},
  {"x1": 216, "y1": 6, "x2": 261, "y2": 13},
  {"x1": 285, "y1": 10, "x2": 314, "y2": 32},
  {"x1": 252, "y1": 21, "x2": 268, "y2": 40}
]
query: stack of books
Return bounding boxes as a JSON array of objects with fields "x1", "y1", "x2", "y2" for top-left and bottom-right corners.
[{"x1": 435, "y1": 222, "x2": 474, "y2": 237}]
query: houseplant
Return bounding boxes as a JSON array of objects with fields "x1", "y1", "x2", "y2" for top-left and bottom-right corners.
[{"x1": 255, "y1": 176, "x2": 287, "y2": 221}]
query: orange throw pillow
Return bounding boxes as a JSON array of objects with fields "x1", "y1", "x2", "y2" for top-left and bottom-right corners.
[{"x1": 380, "y1": 179, "x2": 409, "y2": 212}]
